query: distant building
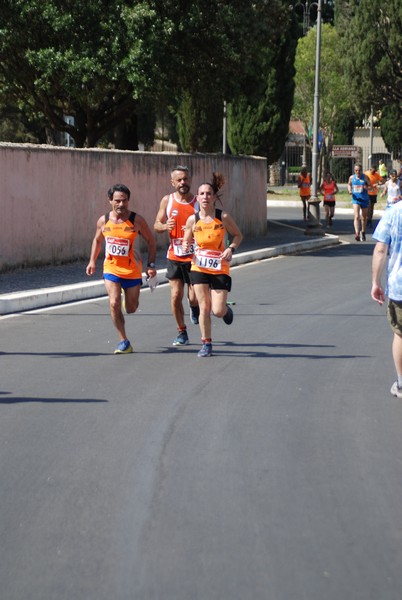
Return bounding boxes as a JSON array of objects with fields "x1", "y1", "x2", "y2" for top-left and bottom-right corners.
[{"x1": 352, "y1": 127, "x2": 399, "y2": 171}]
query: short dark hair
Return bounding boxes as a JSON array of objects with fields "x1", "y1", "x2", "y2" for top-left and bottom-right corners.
[
  {"x1": 108, "y1": 183, "x2": 131, "y2": 200},
  {"x1": 171, "y1": 165, "x2": 190, "y2": 177}
]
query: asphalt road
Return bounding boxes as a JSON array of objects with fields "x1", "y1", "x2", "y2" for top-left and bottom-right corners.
[{"x1": 1, "y1": 220, "x2": 402, "y2": 600}]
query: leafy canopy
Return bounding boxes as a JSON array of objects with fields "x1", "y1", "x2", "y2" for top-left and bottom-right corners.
[{"x1": 292, "y1": 23, "x2": 352, "y2": 144}]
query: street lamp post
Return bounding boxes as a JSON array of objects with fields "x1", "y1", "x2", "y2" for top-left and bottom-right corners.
[{"x1": 305, "y1": 0, "x2": 324, "y2": 236}]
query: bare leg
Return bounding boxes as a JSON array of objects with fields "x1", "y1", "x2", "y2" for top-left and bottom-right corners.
[
  {"x1": 353, "y1": 205, "x2": 361, "y2": 237},
  {"x1": 324, "y1": 204, "x2": 330, "y2": 227},
  {"x1": 104, "y1": 279, "x2": 128, "y2": 341},
  {"x1": 330, "y1": 205, "x2": 335, "y2": 225},
  {"x1": 123, "y1": 285, "x2": 140, "y2": 314},
  {"x1": 193, "y1": 283, "x2": 212, "y2": 340},
  {"x1": 301, "y1": 198, "x2": 308, "y2": 220},
  {"x1": 169, "y1": 278, "x2": 186, "y2": 329},
  {"x1": 361, "y1": 207, "x2": 368, "y2": 234},
  {"x1": 210, "y1": 289, "x2": 229, "y2": 318},
  {"x1": 187, "y1": 283, "x2": 198, "y2": 308},
  {"x1": 392, "y1": 332, "x2": 402, "y2": 377}
]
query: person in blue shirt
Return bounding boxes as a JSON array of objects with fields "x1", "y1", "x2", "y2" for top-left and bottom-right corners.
[
  {"x1": 372, "y1": 202, "x2": 402, "y2": 398},
  {"x1": 347, "y1": 164, "x2": 370, "y2": 241}
]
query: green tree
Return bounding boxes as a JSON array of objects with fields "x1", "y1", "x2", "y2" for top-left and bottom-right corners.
[
  {"x1": 170, "y1": 0, "x2": 293, "y2": 154},
  {"x1": 1, "y1": 0, "x2": 288, "y2": 150},
  {"x1": 225, "y1": 2, "x2": 297, "y2": 162},
  {"x1": 342, "y1": 0, "x2": 402, "y2": 108},
  {"x1": 292, "y1": 24, "x2": 353, "y2": 163},
  {"x1": 380, "y1": 104, "x2": 402, "y2": 158},
  {"x1": 227, "y1": 43, "x2": 296, "y2": 161},
  {"x1": 334, "y1": 0, "x2": 359, "y2": 31},
  {"x1": 0, "y1": 1, "x2": 164, "y2": 147},
  {"x1": 176, "y1": 92, "x2": 223, "y2": 153},
  {"x1": 340, "y1": 0, "x2": 402, "y2": 159},
  {"x1": 0, "y1": 104, "x2": 48, "y2": 143}
]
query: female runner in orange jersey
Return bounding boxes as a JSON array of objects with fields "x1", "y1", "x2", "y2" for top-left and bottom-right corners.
[{"x1": 182, "y1": 173, "x2": 243, "y2": 357}]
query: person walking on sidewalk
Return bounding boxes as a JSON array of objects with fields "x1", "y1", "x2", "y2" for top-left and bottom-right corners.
[
  {"x1": 320, "y1": 171, "x2": 339, "y2": 230},
  {"x1": 86, "y1": 183, "x2": 157, "y2": 354},
  {"x1": 182, "y1": 173, "x2": 243, "y2": 358},
  {"x1": 372, "y1": 201, "x2": 402, "y2": 398},
  {"x1": 297, "y1": 166, "x2": 311, "y2": 222},
  {"x1": 348, "y1": 164, "x2": 370, "y2": 241},
  {"x1": 154, "y1": 165, "x2": 200, "y2": 346}
]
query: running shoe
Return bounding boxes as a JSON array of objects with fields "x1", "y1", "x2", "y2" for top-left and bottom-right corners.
[
  {"x1": 198, "y1": 343, "x2": 212, "y2": 358},
  {"x1": 172, "y1": 330, "x2": 189, "y2": 346},
  {"x1": 390, "y1": 382, "x2": 402, "y2": 398},
  {"x1": 114, "y1": 339, "x2": 133, "y2": 354},
  {"x1": 189, "y1": 305, "x2": 200, "y2": 325},
  {"x1": 223, "y1": 305, "x2": 233, "y2": 325},
  {"x1": 361, "y1": 232, "x2": 366, "y2": 241},
  {"x1": 355, "y1": 234, "x2": 360, "y2": 241}
]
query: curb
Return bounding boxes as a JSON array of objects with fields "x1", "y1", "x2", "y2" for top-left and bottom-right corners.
[{"x1": 0, "y1": 234, "x2": 340, "y2": 316}]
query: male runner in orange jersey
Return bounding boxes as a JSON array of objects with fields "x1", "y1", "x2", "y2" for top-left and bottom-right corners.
[
  {"x1": 86, "y1": 183, "x2": 157, "y2": 354},
  {"x1": 364, "y1": 164, "x2": 384, "y2": 228},
  {"x1": 154, "y1": 165, "x2": 200, "y2": 346}
]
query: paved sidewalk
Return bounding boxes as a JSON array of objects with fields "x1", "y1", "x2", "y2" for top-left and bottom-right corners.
[{"x1": 0, "y1": 217, "x2": 339, "y2": 315}]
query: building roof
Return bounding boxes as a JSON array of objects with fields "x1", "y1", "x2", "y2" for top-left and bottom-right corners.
[{"x1": 289, "y1": 120, "x2": 306, "y2": 135}]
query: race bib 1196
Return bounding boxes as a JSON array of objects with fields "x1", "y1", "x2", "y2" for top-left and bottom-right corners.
[{"x1": 195, "y1": 249, "x2": 222, "y2": 270}]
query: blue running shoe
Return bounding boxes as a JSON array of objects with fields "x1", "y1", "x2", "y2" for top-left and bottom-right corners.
[
  {"x1": 189, "y1": 305, "x2": 200, "y2": 325},
  {"x1": 198, "y1": 343, "x2": 212, "y2": 358},
  {"x1": 172, "y1": 330, "x2": 189, "y2": 346},
  {"x1": 114, "y1": 339, "x2": 133, "y2": 354},
  {"x1": 223, "y1": 305, "x2": 233, "y2": 325}
]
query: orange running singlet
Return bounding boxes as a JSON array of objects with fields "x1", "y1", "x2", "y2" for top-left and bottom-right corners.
[
  {"x1": 191, "y1": 209, "x2": 230, "y2": 276},
  {"x1": 299, "y1": 174, "x2": 311, "y2": 197},
  {"x1": 166, "y1": 193, "x2": 198, "y2": 262},
  {"x1": 102, "y1": 212, "x2": 142, "y2": 279}
]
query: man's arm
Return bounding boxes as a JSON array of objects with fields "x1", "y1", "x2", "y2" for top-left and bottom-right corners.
[
  {"x1": 154, "y1": 195, "x2": 176, "y2": 234},
  {"x1": 86, "y1": 216, "x2": 105, "y2": 276},
  {"x1": 371, "y1": 241, "x2": 388, "y2": 305},
  {"x1": 347, "y1": 175, "x2": 353, "y2": 194},
  {"x1": 181, "y1": 215, "x2": 195, "y2": 253},
  {"x1": 136, "y1": 214, "x2": 157, "y2": 275}
]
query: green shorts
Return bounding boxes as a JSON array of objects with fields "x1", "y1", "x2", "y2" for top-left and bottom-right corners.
[{"x1": 387, "y1": 299, "x2": 402, "y2": 334}]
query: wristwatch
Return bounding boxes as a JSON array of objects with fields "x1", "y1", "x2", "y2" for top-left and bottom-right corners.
[
  {"x1": 147, "y1": 262, "x2": 156, "y2": 268},
  {"x1": 229, "y1": 246, "x2": 236, "y2": 253}
]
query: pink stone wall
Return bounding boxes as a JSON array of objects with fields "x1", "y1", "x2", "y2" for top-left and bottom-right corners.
[{"x1": 0, "y1": 143, "x2": 267, "y2": 271}]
